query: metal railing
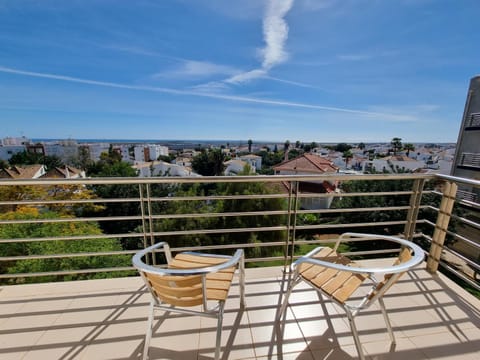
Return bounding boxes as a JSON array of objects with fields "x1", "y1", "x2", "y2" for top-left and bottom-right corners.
[{"x1": 0, "y1": 173, "x2": 479, "y2": 291}]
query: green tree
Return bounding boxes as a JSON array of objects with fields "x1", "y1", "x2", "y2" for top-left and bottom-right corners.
[
  {"x1": 191, "y1": 149, "x2": 225, "y2": 176},
  {"x1": 404, "y1": 143, "x2": 415, "y2": 157},
  {"x1": 248, "y1": 139, "x2": 253, "y2": 153},
  {"x1": 358, "y1": 142, "x2": 366, "y2": 150},
  {"x1": 391, "y1": 137, "x2": 403, "y2": 155},
  {"x1": 0, "y1": 207, "x2": 130, "y2": 284},
  {"x1": 9, "y1": 150, "x2": 63, "y2": 170},
  {"x1": 335, "y1": 143, "x2": 352, "y2": 152},
  {"x1": 85, "y1": 154, "x2": 140, "y2": 246},
  {"x1": 343, "y1": 149, "x2": 353, "y2": 168}
]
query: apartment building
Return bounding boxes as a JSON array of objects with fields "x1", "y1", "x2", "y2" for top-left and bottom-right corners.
[{"x1": 451, "y1": 75, "x2": 480, "y2": 201}]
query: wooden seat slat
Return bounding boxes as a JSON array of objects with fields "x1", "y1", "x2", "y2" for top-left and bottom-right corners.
[{"x1": 332, "y1": 273, "x2": 366, "y2": 303}]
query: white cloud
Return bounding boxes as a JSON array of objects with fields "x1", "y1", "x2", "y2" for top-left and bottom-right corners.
[
  {"x1": 154, "y1": 60, "x2": 239, "y2": 79},
  {"x1": 225, "y1": 69, "x2": 267, "y2": 84},
  {"x1": 261, "y1": 0, "x2": 294, "y2": 69},
  {"x1": 224, "y1": 0, "x2": 294, "y2": 85}
]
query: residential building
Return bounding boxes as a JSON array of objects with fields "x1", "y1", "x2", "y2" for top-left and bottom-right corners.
[
  {"x1": 42, "y1": 165, "x2": 86, "y2": 179},
  {"x1": 0, "y1": 145, "x2": 26, "y2": 161},
  {"x1": 0, "y1": 164, "x2": 46, "y2": 179},
  {"x1": 273, "y1": 153, "x2": 339, "y2": 209},
  {"x1": 224, "y1": 159, "x2": 250, "y2": 175},
  {"x1": 451, "y1": 75, "x2": 480, "y2": 202},
  {"x1": 134, "y1": 144, "x2": 169, "y2": 163},
  {"x1": 133, "y1": 160, "x2": 198, "y2": 177},
  {"x1": 238, "y1": 154, "x2": 262, "y2": 171}
]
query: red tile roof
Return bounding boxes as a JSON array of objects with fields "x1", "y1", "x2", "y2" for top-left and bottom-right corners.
[
  {"x1": 0, "y1": 165, "x2": 45, "y2": 179},
  {"x1": 273, "y1": 153, "x2": 338, "y2": 173}
]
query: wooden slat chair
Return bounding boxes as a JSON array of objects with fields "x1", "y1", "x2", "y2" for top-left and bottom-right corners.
[
  {"x1": 279, "y1": 232, "x2": 424, "y2": 360},
  {"x1": 133, "y1": 242, "x2": 245, "y2": 360}
]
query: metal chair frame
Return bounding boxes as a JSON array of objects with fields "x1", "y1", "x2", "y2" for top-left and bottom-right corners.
[
  {"x1": 133, "y1": 242, "x2": 245, "y2": 360},
  {"x1": 279, "y1": 232, "x2": 425, "y2": 360}
]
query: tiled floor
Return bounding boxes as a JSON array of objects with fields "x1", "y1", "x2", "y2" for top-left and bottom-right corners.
[{"x1": 1, "y1": 265, "x2": 479, "y2": 359}]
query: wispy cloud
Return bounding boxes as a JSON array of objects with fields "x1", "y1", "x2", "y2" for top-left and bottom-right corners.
[
  {"x1": 0, "y1": 65, "x2": 416, "y2": 122},
  {"x1": 224, "y1": 69, "x2": 267, "y2": 84},
  {"x1": 155, "y1": 60, "x2": 239, "y2": 79},
  {"x1": 224, "y1": 0, "x2": 294, "y2": 84},
  {"x1": 337, "y1": 54, "x2": 373, "y2": 61}
]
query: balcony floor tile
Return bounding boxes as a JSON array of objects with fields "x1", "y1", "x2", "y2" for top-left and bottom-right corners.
[{"x1": 0, "y1": 265, "x2": 479, "y2": 360}]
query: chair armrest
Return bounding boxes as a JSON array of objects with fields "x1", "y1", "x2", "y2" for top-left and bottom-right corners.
[
  {"x1": 294, "y1": 232, "x2": 425, "y2": 276},
  {"x1": 133, "y1": 244, "x2": 244, "y2": 276}
]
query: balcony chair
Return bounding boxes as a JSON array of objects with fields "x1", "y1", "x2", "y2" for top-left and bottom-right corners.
[
  {"x1": 132, "y1": 242, "x2": 245, "y2": 360},
  {"x1": 279, "y1": 232, "x2": 425, "y2": 360}
]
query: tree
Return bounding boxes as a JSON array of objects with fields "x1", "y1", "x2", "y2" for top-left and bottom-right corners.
[
  {"x1": 284, "y1": 140, "x2": 290, "y2": 152},
  {"x1": 390, "y1": 138, "x2": 403, "y2": 155},
  {"x1": 358, "y1": 142, "x2": 366, "y2": 150},
  {"x1": 248, "y1": 139, "x2": 253, "y2": 153},
  {"x1": 295, "y1": 140, "x2": 301, "y2": 149},
  {"x1": 335, "y1": 143, "x2": 352, "y2": 152},
  {"x1": 9, "y1": 151, "x2": 63, "y2": 170},
  {"x1": 191, "y1": 149, "x2": 225, "y2": 176},
  {"x1": 0, "y1": 207, "x2": 130, "y2": 284},
  {"x1": 343, "y1": 149, "x2": 353, "y2": 168},
  {"x1": 404, "y1": 143, "x2": 415, "y2": 157}
]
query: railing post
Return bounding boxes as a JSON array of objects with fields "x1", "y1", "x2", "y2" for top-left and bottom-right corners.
[
  {"x1": 284, "y1": 180, "x2": 299, "y2": 271},
  {"x1": 427, "y1": 181, "x2": 458, "y2": 274},
  {"x1": 404, "y1": 178, "x2": 425, "y2": 240}
]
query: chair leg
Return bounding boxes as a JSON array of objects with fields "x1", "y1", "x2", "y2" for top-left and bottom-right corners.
[
  {"x1": 214, "y1": 302, "x2": 225, "y2": 360},
  {"x1": 239, "y1": 254, "x2": 246, "y2": 308},
  {"x1": 277, "y1": 275, "x2": 300, "y2": 321},
  {"x1": 379, "y1": 297, "x2": 396, "y2": 344},
  {"x1": 143, "y1": 300, "x2": 155, "y2": 360},
  {"x1": 345, "y1": 309, "x2": 366, "y2": 360}
]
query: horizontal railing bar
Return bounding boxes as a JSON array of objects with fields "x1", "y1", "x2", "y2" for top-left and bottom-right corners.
[
  {"x1": 150, "y1": 226, "x2": 289, "y2": 236},
  {"x1": 295, "y1": 206, "x2": 412, "y2": 214},
  {"x1": 0, "y1": 250, "x2": 138, "y2": 261},
  {"x1": 0, "y1": 173, "x2": 434, "y2": 186},
  {"x1": 450, "y1": 214, "x2": 480, "y2": 230},
  {"x1": 149, "y1": 210, "x2": 289, "y2": 219},
  {"x1": 0, "y1": 233, "x2": 144, "y2": 244},
  {"x1": 295, "y1": 221, "x2": 407, "y2": 230},
  {"x1": 148, "y1": 194, "x2": 288, "y2": 202},
  {"x1": 442, "y1": 246, "x2": 480, "y2": 271},
  {"x1": 0, "y1": 198, "x2": 141, "y2": 206},
  {"x1": 436, "y1": 174, "x2": 480, "y2": 187},
  {"x1": 0, "y1": 215, "x2": 143, "y2": 225},
  {"x1": 438, "y1": 261, "x2": 480, "y2": 291},
  {"x1": 445, "y1": 230, "x2": 480, "y2": 250},
  {"x1": 165, "y1": 241, "x2": 288, "y2": 254},
  {"x1": 0, "y1": 266, "x2": 135, "y2": 279}
]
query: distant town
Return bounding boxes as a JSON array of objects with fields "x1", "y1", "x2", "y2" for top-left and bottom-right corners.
[{"x1": 0, "y1": 135, "x2": 456, "y2": 180}]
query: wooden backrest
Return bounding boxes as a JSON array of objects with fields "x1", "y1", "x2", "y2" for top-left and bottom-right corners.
[
  {"x1": 144, "y1": 272, "x2": 204, "y2": 307},
  {"x1": 369, "y1": 247, "x2": 413, "y2": 300}
]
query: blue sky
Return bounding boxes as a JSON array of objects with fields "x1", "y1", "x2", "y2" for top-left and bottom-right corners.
[{"x1": 0, "y1": 0, "x2": 478, "y2": 143}]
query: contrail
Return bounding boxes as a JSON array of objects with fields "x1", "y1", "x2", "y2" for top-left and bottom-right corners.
[{"x1": 0, "y1": 65, "x2": 414, "y2": 121}]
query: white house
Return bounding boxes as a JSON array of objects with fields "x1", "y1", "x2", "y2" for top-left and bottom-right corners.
[
  {"x1": 238, "y1": 154, "x2": 262, "y2": 172},
  {"x1": 133, "y1": 161, "x2": 199, "y2": 177}
]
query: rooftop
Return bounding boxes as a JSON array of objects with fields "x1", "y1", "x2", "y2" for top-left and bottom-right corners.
[{"x1": 1, "y1": 265, "x2": 479, "y2": 360}]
